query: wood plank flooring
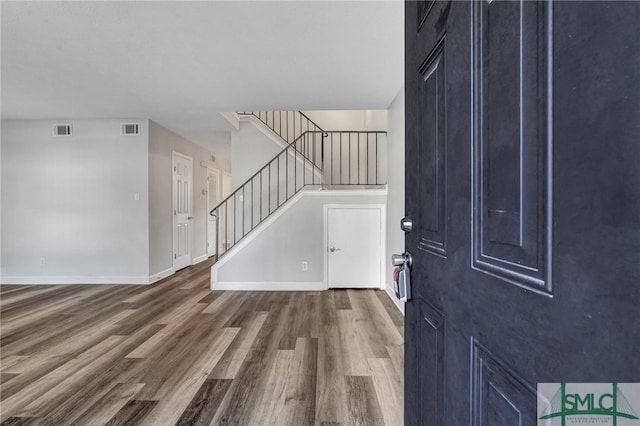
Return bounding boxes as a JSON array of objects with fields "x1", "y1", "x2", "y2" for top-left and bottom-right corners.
[{"x1": 0, "y1": 259, "x2": 404, "y2": 425}]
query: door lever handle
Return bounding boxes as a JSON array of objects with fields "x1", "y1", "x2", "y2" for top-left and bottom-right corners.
[
  {"x1": 329, "y1": 246, "x2": 341, "y2": 252},
  {"x1": 187, "y1": 216, "x2": 194, "y2": 220}
]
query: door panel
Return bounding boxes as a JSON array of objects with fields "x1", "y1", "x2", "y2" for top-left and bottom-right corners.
[
  {"x1": 418, "y1": 41, "x2": 447, "y2": 257},
  {"x1": 470, "y1": 339, "x2": 536, "y2": 426},
  {"x1": 405, "y1": 1, "x2": 640, "y2": 425},
  {"x1": 173, "y1": 152, "x2": 193, "y2": 271},
  {"x1": 471, "y1": 0, "x2": 552, "y2": 293},
  {"x1": 327, "y1": 207, "x2": 382, "y2": 289}
]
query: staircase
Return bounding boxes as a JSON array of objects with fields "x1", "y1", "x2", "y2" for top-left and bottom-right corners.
[{"x1": 211, "y1": 110, "x2": 386, "y2": 260}]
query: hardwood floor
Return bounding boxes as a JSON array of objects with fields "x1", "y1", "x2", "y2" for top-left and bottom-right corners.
[{"x1": 0, "y1": 259, "x2": 404, "y2": 425}]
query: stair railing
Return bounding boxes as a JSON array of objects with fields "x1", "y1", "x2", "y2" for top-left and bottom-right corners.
[
  {"x1": 237, "y1": 111, "x2": 325, "y2": 144},
  {"x1": 210, "y1": 129, "x2": 387, "y2": 261}
]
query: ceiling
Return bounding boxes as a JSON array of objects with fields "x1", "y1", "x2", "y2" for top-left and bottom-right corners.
[{"x1": 1, "y1": 1, "x2": 404, "y2": 149}]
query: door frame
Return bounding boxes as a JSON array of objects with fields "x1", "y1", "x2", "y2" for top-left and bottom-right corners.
[
  {"x1": 172, "y1": 151, "x2": 193, "y2": 271},
  {"x1": 206, "y1": 166, "x2": 221, "y2": 257},
  {"x1": 220, "y1": 171, "x2": 232, "y2": 253},
  {"x1": 323, "y1": 204, "x2": 386, "y2": 290}
]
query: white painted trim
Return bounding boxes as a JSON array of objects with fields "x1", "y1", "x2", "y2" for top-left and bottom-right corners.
[
  {"x1": 206, "y1": 166, "x2": 221, "y2": 258},
  {"x1": 210, "y1": 188, "x2": 388, "y2": 286},
  {"x1": 149, "y1": 267, "x2": 175, "y2": 283},
  {"x1": 237, "y1": 114, "x2": 289, "y2": 150},
  {"x1": 323, "y1": 203, "x2": 387, "y2": 290},
  {"x1": 212, "y1": 281, "x2": 324, "y2": 291},
  {"x1": 239, "y1": 115, "x2": 286, "y2": 148},
  {"x1": 221, "y1": 171, "x2": 232, "y2": 197},
  {"x1": 1, "y1": 276, "x2": 150, "y2": 285},
  {"x1": 309, "y1": 189, "x2": 388, "y2": 197},
  {"x1": 385, "y1": 281, "x2": 405, "y2": 315},
  {"x1": 219, "y1": 112, "x2": 240, "y2": 130},
  {"x1": 236, "y1": 116, "x2": 322, "y2": 182},
  {"x1": 192, "y1": 254, "x2": 208, "y2": 265}
]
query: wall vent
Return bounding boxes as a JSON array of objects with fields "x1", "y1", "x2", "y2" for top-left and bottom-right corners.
[
  {"x1": 53, "y1": 124, "x2": 72, "y2": 136},
  {"x1": 121, "y1": 123, "x2": 140, "y2": 135}
]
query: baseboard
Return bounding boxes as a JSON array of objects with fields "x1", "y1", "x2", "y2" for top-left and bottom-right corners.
[
  {"x1": 385, "y1": 281, "x2": 405, "y2": 315},
  {"x1": 1, "y1": 276, "x2": 150, "y2": 285},
  {"x1": 211, "y1": 281, "x2": 324, "y2": 291},
  {"x1": 192, "y1": 254, "x2": 208, "y2": 265},
  {"x1": 148, "y1": 267, "x2": 175, "y2": 284}
]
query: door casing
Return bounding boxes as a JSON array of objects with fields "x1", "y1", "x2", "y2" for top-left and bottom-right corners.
[{"x1": 206, "y1": 166, "x2": 220, "y2": 257}]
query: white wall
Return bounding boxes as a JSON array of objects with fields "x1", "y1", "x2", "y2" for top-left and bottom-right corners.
[
  {"x1": 1, "y1": 119, "x2": 150, "y2": 283},
  {"x1": 365, "y1": 110, "x2": 389, "y2": 131},
  {"x1": 385, "y1": 88, "x2": 406, "y2": 312},
  {"x1": 148, "y1": 120, "x2": 230, "y2": 278},
  {"x1": 303, "y1": 110, "x2": 388, "y2": 132},
  {"x1": 212, "y1": 189, "x2": 387, "y2": 288},
  {"x1": 231, "y1": 121, "x2": 284, "y2": 190},
  {"x1": 191, "y1": 131, "x2": 232, "y2": 171},
  {"x1": 0, "y1": 123, "x2": 3, "y2": 278}
]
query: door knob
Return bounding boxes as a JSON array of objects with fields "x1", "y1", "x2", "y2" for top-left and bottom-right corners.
[
  {"x1": 391, "y1": 254, "x2": 405, "y2": 266},
  {"x1": 187, "y1": 216, "x2": 194, "y2": 220},
  {"x1": 391, "y1": 252, "x2": 413, "y2": 267},
  {"x1": 329, "y1": 246, "x2": 341, "y2": 252}
]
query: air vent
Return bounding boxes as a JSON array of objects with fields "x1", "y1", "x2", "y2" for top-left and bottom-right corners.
[
  {"x1": 53, "y1": 124, "x2": 72, "y2": 136},
  {"x1": 121, "y1": 123, "x2": 140, "y2": 135}
]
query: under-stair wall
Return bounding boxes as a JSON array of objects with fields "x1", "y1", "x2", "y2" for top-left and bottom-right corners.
[{"x1": 211, "y1": 188, "x2": 387, "y2": 291}]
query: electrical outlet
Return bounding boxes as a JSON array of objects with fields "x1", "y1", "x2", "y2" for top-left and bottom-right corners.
[
  {"x1": 39, "y1": 257, "x2": 46, "y2": 266},
  {"x1": 302, "y1": 261, "x2": 308, "y2": 271}
]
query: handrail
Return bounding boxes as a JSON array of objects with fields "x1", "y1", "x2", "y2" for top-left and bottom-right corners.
[
  {"x1": 210, "y1": 117, "x2": 387, "y2": 261},
  {"x1": 211, "y1": 130, "x2": 322, "y2": 211},
  {"x1": 237, "y1": 111, "x2": 326, "y2": 145},
  {"x1": 297, "y1": 111, "x2": 326, "y2": 136}
]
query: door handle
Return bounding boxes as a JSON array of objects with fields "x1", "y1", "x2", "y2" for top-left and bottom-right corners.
[
  {"x1": 187, "y1": 216, "x2": 194, "y2": 220},
  {"x1": 329, "y1": 246, "x2": 342, "y2": 252},
  {"x1": 391, "y1": 252, "x2": 412, "y2": 267}
]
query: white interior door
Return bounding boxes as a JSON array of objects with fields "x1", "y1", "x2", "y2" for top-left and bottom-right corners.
[
  {"x1": 173, "y1": 152, "x2": 193, "y2": 271},
  {"x1": 207, "y1": 167, "x2": 220, "y2": 257},
  {"x1": 326, "y1": 206, "x2": 383, "y2": 288}
]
